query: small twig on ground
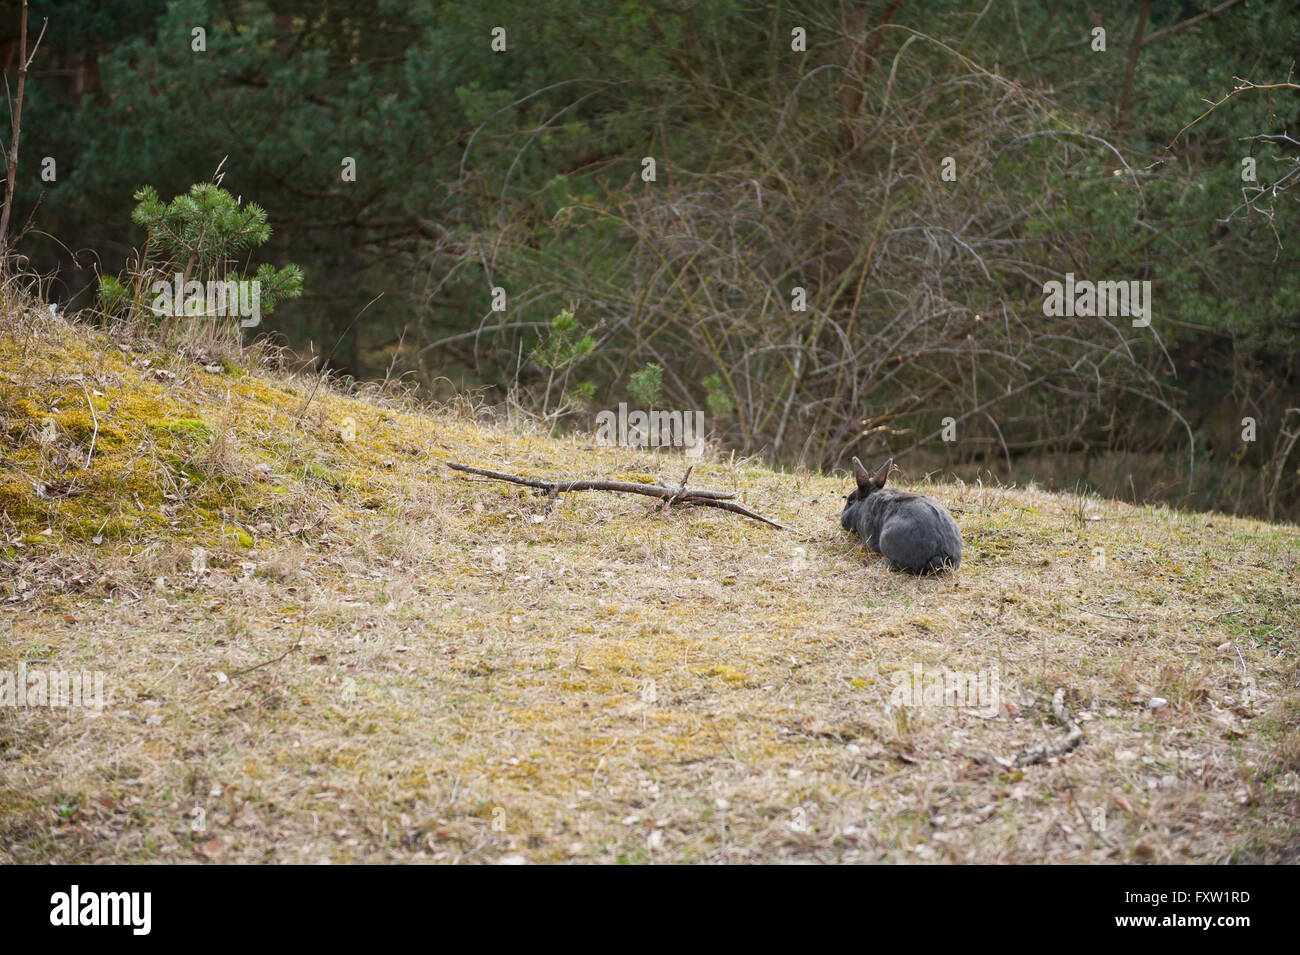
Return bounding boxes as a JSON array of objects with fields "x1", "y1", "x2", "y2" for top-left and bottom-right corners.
[
  {"x1": 78, "y1": 378, "x2": 98, "y2": 468},
  {"x1": 968, "y1": 688, "x2": 1085, "y2": 770},
  {"x1": 445, "y1": 461, "x2": 787, "y2": 530},
  {"x1": 663, "y1": 465, "x2": 693, "y2": 511},
  {"x1": 224, "y1": 632, "x2": 303, "y2": 681},
  {"x1": 1080, "y1": 604, "x2": 1139, "y2": 622},
  {"x1": 1015, "y1": 689, "x2": 1084, "y2": 766},
  {"x1": 1205, "y1": 608, "x2": 1246, "y2": 622},
  {"x1": 138, "y1": 662, "x2": 179, "y2": 698}
]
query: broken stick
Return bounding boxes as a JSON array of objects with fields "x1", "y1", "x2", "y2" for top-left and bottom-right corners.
[
  {"x1": 1015, "y1": 689, "x2": 1084, "y2": 766},
  {"x1": 444, "y1": 462, "x2": 788, "y2": 530},
  {"x1": 968, "y1": 688, "x2": 1084, "y2": 770}
]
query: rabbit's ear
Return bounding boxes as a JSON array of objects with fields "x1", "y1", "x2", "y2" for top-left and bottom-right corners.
[
  {"x1": 872, "y1": 458, "x2": 893, "y2": 487},
  {"x1": 851, "y1": 456, "x2": 873, "y2": 488}
]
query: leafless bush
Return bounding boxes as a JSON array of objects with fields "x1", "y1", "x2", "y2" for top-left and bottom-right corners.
[{"x1": 422, "y1": 27, "x2": 1175, "y2": 474}]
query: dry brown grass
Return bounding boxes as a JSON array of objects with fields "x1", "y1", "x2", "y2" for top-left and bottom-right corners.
[{"x1": 1, "y1": 310, "x2": 1297, "y2": 864}]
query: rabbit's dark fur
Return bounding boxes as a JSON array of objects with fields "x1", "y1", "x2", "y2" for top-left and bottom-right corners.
[{"x1": 841, "y1": 457, "x2": 961, "y2": 574}]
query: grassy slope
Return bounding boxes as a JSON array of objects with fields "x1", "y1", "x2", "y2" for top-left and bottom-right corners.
[{"x1": 1, "y1": 310, "x2": 1297, "y2": 864}]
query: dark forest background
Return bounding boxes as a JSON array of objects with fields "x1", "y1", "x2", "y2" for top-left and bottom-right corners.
[{"x1": 3, "y1": 0, "x2": 1298, "y2": 519}]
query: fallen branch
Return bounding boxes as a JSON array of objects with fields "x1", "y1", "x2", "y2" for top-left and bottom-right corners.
[
  {"x1": 445, "y1": 461, "x2": 788, "y2": 530},
  {"x1": 446, "y1": 462, "x2": 735, "y2": 499}
]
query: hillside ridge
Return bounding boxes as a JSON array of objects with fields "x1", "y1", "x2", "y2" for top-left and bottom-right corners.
[{"x1": 1, "y1": 310, "x2": 1296, "y2": 863}]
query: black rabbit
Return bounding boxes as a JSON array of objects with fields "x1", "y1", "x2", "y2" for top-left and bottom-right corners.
[{"x1": 841, "y1": 457, "x2": 961, "y2": 574}]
